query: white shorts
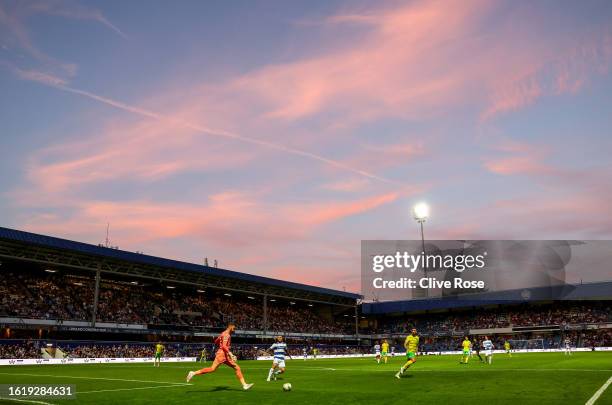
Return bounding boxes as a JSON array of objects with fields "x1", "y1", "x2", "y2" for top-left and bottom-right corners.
[
  {"x1": 273, "y1": 359, "x2": 286, "y2": 368},
  {"x1": 484, "y1": 349, "x2": 492, "y2": 356}
]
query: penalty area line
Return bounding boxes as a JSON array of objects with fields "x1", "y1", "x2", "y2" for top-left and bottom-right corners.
[{"x1": 585, "y1": 376, "x2": 612, "y2": 405}]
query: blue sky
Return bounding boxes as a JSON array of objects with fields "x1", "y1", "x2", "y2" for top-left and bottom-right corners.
[{"x1": 1, "y1": 0, "x2": 611, "y2": 291}]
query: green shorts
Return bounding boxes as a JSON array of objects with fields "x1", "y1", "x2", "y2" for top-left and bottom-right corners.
[
  {"x1": 381, "y1": 351, "x2": 388, "y2": 356},
  {"x1": 155, "y1": 352, "x2": 162, "y2": 359},
  {"x1": 463, "y1": 349, "x2": 470, "y2": 355},
  {"x1": 406, "y1": 351, "x2": 416, "y2": 360}
]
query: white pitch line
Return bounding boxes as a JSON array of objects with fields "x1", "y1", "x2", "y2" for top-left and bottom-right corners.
[
  {"x1": 0, "y1": 398, "x2": 55, "y2": 405},
  {"x1": 0, "y1": 372, "x2": 191, "y2": 385},
  {"x1": 81, "y1": 365, "x2": 612, "y2": 373},
  {"x1": 79, "y1": 383, "x2": 191, "y2": 394},
  {"x1": 585, "y1": 376, "x2": 612, "y2": 405},
  {"x1": 294, "y1": 367, "x2": 612, "y2": 373}
]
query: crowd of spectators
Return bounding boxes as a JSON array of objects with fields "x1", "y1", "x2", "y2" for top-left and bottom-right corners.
[
  {"x1": 0, "y1": 341, "x2": 373, "y2": 360},
  {"x1": 377, "y1": 302, "x2": 612, "y2": 335},
  {"x1": 1, "y1": 270, "x2": 610, "y2": 358},
  {"x1": 0, "y1": 341, "x2": 40, "y2": 359},
  {"x1": 0, "y1": 271, "x2": 92, "y2": 320},
  {"x1": 2, "y1": 330, "x2": 611, "y2": 360},
  {"x1": 59, "y1": 343, "x2": 371, "y2": 361},
  {"x1": 563, "y1": 330, "x2": 612, "y2": 348},
  {"x1": 62, "y1": 343, "x2": 197, "y2": 358},
  {"x1": 5, "y1": 271, "x2": 608, "y2": 337},
  {"x1": 0, "y1": 270, "x2": 352, "y2": 334}
]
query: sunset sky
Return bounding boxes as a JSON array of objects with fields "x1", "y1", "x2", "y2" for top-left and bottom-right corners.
[{"x1": 1, "y1": 0, "x2": 611, "y2": 292}]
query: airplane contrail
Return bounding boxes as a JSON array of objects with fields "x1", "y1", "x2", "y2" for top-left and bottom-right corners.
[{"x1": 55, "y1": 83, "x2": 400, "y2": 185}]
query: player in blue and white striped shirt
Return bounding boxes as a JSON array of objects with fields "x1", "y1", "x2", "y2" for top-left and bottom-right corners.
[
  {"x1": 266, "y1": 336, "x2": 292, "y2": 381},
  {"x1": 373, "y1": 342, "x2": 381, "y2": 364},
  {"x1": 482, "y1": 336, "x2": 494, "y2": 364}
]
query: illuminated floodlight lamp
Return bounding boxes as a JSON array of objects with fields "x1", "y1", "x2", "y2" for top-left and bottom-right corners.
[{"x1": 412, "y1": 202, "x2": 429, "y2": 222}]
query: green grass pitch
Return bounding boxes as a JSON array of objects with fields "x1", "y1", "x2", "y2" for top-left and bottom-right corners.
[{"x1": 0, "y1": 352, "x2": 611, "y2": 404}]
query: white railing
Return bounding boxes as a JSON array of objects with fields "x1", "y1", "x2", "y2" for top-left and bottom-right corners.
[{"x1": 0, "y1": 318, "x2": 146, "y2": 330}]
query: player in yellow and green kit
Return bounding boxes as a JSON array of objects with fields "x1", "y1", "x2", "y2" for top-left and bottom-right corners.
[
  {"x1": 381, "y1": 339, "x2": 390, "y2": 364},
  {"x1": 395, "y1": 328, "x2": 419, "y2": 378},
  {"x1": 460, "y1": 336, "x2": 471, "y2": 364},
  {"x1": 154, "y1": 342, "x2": 164, "y2": 367},
  {"x1": 504, "y1": 340, "x2": 512, "y2": 357},
  {"x1": 199, "y1": 347, "x2": 207, "y2": 362}
]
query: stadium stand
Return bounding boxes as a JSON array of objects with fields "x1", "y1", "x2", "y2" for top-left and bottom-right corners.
[
  {"x1": 1, "y1": 226, "x2": 611, "y2": 361},
  {"x1": 0, "y1": 226, "x2": 358, "y2": 345},
  {"x1": 0, "y1": 268, "x2": 355, "y2": 334},
  {"x1": 373, "y1": 301, "x2": 612, "y2": 334}
]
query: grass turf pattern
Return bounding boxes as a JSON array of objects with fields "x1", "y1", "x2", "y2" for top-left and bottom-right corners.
[{"x1": 0, "y1": 352, "x2": 611, "y2": 404}]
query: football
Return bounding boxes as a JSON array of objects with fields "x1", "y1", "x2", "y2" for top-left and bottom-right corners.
[{"x1": 282, "y1": 383, "x2": 292, "y2": 391}]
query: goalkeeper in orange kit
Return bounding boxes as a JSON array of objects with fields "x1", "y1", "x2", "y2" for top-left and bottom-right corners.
[{"x1": 186, "y1": 323, "x2": 254, "y2": 390}]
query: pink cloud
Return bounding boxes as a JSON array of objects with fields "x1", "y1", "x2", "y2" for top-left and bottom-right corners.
[
  {"x1": 484, "y1": 156, "x2": 549, "y2": 176},
  {"x1": 21, "y1": 191, "x2": 401, "y2": 248},
  {"x1": 264, "y1": 263, "x2": 360, "y2": 291},
  {"x1": 426, "y1": 184, "x2": 612, "y2": 241},
  {"x1": 483, "y1": 139, "x2": 553, "y2": 176},
  {"x1": 481, "y1": 74, "x2": 542, "y2": 121},
  {"x1": 490, "y1": 192, "x2": 612, "y2": 238},
  {"x1": 10, "y1": 78, "x2": 400, "y2": 190},
  {"x1": 555, "y1": 69, "x2": 585, "y2": 95},
  {"x1": 227, "y1": 1, "x2": 611, "y2": 126},
  {"x1": 7, "y1": 0, "x2": 612, "y2": 291},
  {"x1": 292, "y1": 192, "x2": 399, "y2": 226},
  {"x1": 344, "y1": 142, "x2": 425, "y2": 173},
  {"x1": 230, "y1": 0, "x2": 495, "y2": 123},
  {"x1": 554, "y1": 33, "x2": 612, "y2": 94},
  {"x1": 23, "y1": 118, "x2": 257, "y2": 193},
  {"x1": 481, "y1": 31, "x2": 612, "y2": 120},
  {"x1": 12, "y1": 0, "x2": 609, "y2": 199}
]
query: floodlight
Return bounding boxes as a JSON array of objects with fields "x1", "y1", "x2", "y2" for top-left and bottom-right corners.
[{"x1": 413, "y1": 202, "x2": 429, "y2": 221}]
